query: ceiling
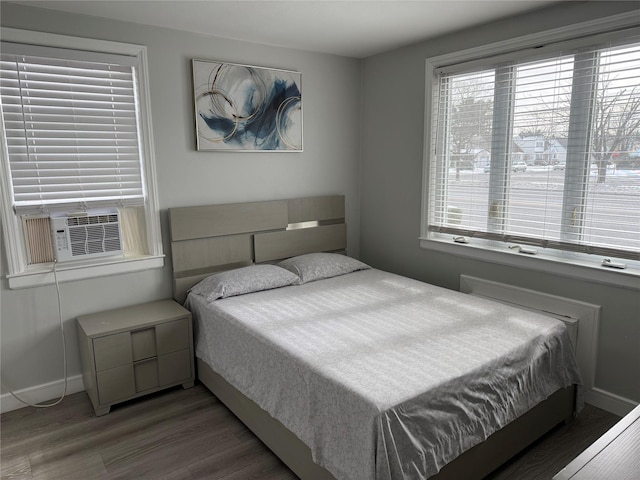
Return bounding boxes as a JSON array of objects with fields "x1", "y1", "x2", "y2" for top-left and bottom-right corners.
[{"x1": 9, "y1": 1, "x2": 560, "y2": 58}]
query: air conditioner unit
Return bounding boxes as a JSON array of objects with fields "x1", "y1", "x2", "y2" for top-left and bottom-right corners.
[{"x1": 50, "y1": 211, "x2": 123, "y2": 262}]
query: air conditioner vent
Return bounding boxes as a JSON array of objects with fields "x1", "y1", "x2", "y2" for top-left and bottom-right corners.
[{"x1": 51, "y1": 211, "x2": 123, "y2": 262}]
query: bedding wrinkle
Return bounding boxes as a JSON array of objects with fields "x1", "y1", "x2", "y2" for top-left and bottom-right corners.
[{"x1": 189, "y1": 268, "x2": 581, "y2": 480}]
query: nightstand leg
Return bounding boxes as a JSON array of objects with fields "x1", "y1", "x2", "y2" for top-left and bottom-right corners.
[
  {"x1": 94, "y1": 405, "x2": 111, "y2": 416},
  {"x1": 182, "y1": 380, "x2": 194, "y2": 389}
]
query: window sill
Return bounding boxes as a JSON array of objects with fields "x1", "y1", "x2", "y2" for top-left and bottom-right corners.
[
  {"x1": 6, "y1": 255, "x2": 165, "y2": 289},
  {"x1": 419, "y1": 235, "x2": 640, "y2": 292}
]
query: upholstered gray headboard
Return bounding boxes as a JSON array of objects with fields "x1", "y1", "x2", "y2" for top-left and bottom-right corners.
[{"x1": 168, "y1": 195, "x2": 346, "y2": 303}]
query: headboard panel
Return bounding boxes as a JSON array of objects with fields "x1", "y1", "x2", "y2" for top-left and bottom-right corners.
[
  {"x1": 286, "y1": 196, "x2": 344, "y2": 225},
  {"x1": 169, "y1": 200, "x2": 288, "y2": 241},
  {"x1": 255, "y1": 223, "x2": 346, "y2": 263},
  {"x1": 169, "y1": 195, "x2": 346, "y2": 303}
]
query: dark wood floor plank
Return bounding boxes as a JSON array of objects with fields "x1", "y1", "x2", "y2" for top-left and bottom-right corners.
[
  {"x1": 1, "y1": 383, "x2": 622, "y2": 480},
  {"x1": 187, "y1": 434, "x2": 283, "y2": 479},
  {"x1": 0, "y1": 453, "x2": 32, "y2": 480},
  {"x1": 99, "y1": 390, "x2": 244, "y2": 479},
  {"x1": 217, "y1": 452, "x2": 297, "y2": 480},
  {"x1": 0, "y1": 393, "x2": 94, "y2": 460},
  {"x1": 19, "y1": 395, "x2": 216, "y2": 474},
  {"x1": 0, "y1": 389, "x2": 93, "y2": 439},
  {"x1": 29, "y1": 451, "x2": 107, "y2": 480},
  {"x1": 103, "y1": 420, "x2": 238, "y2": 478}
]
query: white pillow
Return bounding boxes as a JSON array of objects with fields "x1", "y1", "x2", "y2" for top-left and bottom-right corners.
[
  {"x1": 278, "y1": 253, "x2": 370, "y2": 284},
  {"x1": 189, "y1": 264, "x2": 299, "y2": 302}
]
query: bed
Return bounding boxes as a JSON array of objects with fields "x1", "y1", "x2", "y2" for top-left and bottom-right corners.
[{"x1": 168, "y1": 195, "x2": 581, "y2": 480}]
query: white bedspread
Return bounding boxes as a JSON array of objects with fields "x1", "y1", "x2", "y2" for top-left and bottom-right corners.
[{"x1": 186, "y1": 269, "x2": 581, "y2": 479}]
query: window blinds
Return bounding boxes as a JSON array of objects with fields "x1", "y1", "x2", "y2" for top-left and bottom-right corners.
[
  {"x1": 0, "y1": 44, "x2": 145, "y2": 214},
  {"x1": 428, "y1": 37, "x2": 640, "y2": 261}
]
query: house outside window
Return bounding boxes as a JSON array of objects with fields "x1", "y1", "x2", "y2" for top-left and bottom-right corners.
[
  {"x1": 421, "y1": 18, "x2": 640, "y2": 285},
  {"x1": 0, "y1": 29, "x2": 163, "y2": 288}
]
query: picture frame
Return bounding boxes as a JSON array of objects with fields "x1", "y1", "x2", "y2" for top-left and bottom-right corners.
[{"x1": 192, "y1": 59, "x2": 303, "y2": 152}]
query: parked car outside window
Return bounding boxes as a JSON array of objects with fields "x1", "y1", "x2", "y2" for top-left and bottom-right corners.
[{"x1": 512, "y1": 161, "x2": 527, "y2": 172}]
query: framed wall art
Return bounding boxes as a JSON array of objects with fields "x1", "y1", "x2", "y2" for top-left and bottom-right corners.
[{"x1": 192, "y1": 59, "x2": 302, "y2": 151}]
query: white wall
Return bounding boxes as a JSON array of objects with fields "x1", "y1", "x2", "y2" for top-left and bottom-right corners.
[
  {"x1": 360, "y1": 1, "x2": 640, "y2": 413},
  {"x1": 0, "y1": 3, "x2": 362, "y2": 408}
]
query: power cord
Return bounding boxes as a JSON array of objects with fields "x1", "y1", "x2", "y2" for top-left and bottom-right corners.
[{"x1": 1, "y1": 260, "x2": 68, "y2": 408}]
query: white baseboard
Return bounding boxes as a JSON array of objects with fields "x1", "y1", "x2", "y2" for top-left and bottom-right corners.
[
  {"x1": 586, "y1": 387, "x2": 639, "y2": 417},
  {"x1": 1, "y1": 374, "x2": 84, "y2": 414}
]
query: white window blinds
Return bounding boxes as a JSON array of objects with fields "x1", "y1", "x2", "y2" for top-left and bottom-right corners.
[
  {"x1": 0, "y1": 43, "x2": 145, "y2": 214},
  {"x1": 428, "y1": 36, "x2": 640, "y2": 261}
]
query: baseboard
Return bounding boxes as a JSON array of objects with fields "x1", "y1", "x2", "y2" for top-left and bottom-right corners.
[
  {"x1": 0, "y1": 374, "x2": 84, "y2": 414},
  {"x1": 586, "y1": 387, "x2": 638, "y2": 417}
]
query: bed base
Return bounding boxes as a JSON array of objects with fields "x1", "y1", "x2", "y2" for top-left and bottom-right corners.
[{"x1": 197, "y1": 358, "x2": 575, "y2": 480}]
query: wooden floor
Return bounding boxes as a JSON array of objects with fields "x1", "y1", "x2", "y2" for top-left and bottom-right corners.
[{"x1": 1, "y1": 383, "x2": 620, "y2": 480}]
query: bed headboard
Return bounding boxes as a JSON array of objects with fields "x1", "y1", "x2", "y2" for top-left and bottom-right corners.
[{"x1": 169, "y1": 195, "x2": 346, "y2": 303}]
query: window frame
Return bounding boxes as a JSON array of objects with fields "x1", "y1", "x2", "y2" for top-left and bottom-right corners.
[
  {"x1": 0, "y1": 28, "x2": 163, "y2": 289},
  {"x1": 420, "y1": 13, "x2": 640, "y2": 291}
]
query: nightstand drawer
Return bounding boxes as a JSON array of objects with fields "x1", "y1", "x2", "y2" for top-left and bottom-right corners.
[
  {"x1": 131, "y1": 328, "x2": 156, "y2": 361},
  {"x1": 97, "y1": 365, "x2": 135, "y2": 404},
  {"x1": 93, "y1": 332, "x2": 132, "y2": 371},
  {"x1": 134, "y1": 359, "x2": 159, "y2": 392},
  {"x1": 156, "y1": 318, "x2": 190, "y2": 355},
  {"x1": 158, "y1": 349, "x2": 191, "y2": 386}
]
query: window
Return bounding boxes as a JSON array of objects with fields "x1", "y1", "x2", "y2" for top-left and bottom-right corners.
[
  {"x1": 0, "y1": 29, "x2": 163, "y2": 288},
  {"x1": 422, "y1": 19, "x2": 640, "y2": 284}
]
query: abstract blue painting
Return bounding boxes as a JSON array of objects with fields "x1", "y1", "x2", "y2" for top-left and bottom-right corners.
[{"x1": 193, "y1": 59, "x2": 302, "y2": 151}]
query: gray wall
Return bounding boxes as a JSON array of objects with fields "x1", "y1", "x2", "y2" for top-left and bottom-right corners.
[
  {"x1": 360, "y1": 1, "x2": 640, "y2": 405},
  {"x1": 0, "y1": 3, "x2": 362, "y2": 399}
]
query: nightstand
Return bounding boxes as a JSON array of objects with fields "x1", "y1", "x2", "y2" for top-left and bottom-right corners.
[{"x1": 77, "y1": 299, "x2": 194, "y2": 416}]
